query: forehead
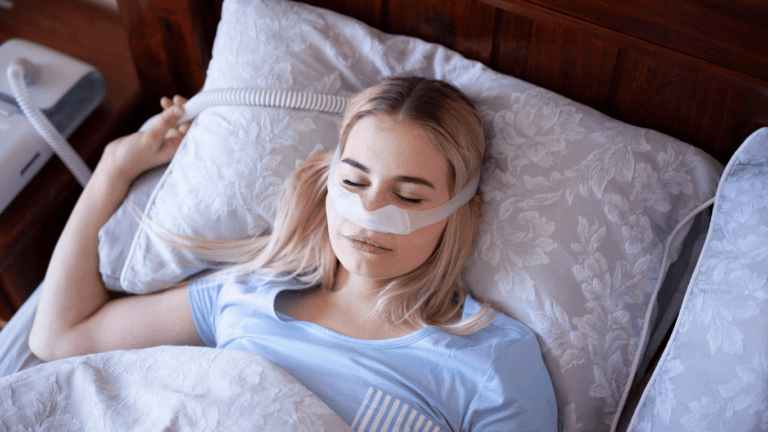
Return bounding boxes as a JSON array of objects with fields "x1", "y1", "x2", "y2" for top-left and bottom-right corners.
[{"x1": 342, "y1": 116, "x2": 449, "y2": 185}]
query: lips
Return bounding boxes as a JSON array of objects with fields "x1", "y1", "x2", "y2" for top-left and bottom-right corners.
[{"x1": 343, "y1": 234, "x2": 392, "y2": 254}]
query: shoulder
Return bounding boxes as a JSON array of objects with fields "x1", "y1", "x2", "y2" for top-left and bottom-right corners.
[
  {"x1": 460, "y1": 296, "x2": 548, "y2": 380},
  {"x1": 461, "y1": 295, "x2": 537, "y2": 346},
  {"x1": 460, "y1": 296, "x2": 558, "y2": 431},
  {"x1": 455, "y1": 296, "x2": 550, "y2": 393}
]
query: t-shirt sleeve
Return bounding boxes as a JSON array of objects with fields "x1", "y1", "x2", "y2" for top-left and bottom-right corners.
[
  {"x1": 464, "y1": 332, "x2": 558, "y2": 432},
  {"x1": 187, "y1": 281, "x2": 223, "y2": 347}
]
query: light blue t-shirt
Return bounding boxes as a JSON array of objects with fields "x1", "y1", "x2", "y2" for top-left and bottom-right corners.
[{"x1": 188, "y1": 277, "x2": 557, "y2": 432}]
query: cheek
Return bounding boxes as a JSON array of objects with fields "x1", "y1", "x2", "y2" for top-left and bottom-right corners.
[{"x1": 398, "y1": 220, "x2": 447, "y2": 270}]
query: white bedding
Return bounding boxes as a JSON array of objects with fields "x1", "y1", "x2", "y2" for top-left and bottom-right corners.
[
  {"x1": 627, "y1": 128, "x2": 768, "y2": 431},
  {"x1": 0, "y1": 345, "x2": 352, "y2": 431},
  {"x1": 0, "y1": 286, "x2": 43, "y2": 378},
  {"x1": 95, "y1": 0, "x2": 723, "y2": 430}
]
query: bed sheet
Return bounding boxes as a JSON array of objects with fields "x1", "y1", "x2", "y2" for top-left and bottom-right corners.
[{"x1": 0, "y1": 284, "x2": 43, "y2": 378}]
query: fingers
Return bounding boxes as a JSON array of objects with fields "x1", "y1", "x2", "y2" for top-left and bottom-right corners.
[
  {"x1": 153, "y1": 95, "x2": 192, "y2": 148},
  {"x1": 161, "y1": 95, "x2": 188, "y2": 109},
  {"x1": 159, "y1": 95, "x2": 191, "y2": 132},
  {"x1": 172, "y1": 96, "x2": 193, "y2": 134},
  {"x1": 143, "y1": 104, "x2": 184, "y2": 145}
]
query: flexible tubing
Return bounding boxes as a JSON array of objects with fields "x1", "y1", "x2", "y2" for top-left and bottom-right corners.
[
  {"x1": 177, "y1": 88, "x2": 349, "y2": 124},
  {"x1": 7, "y1": 60, "x2": 91, "y2": 187}
]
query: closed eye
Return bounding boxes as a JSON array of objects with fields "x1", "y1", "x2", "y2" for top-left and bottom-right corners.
[
  {"x1": 398, "y1": 195, "x2": 423, "y2": 205},
  {"x1": 342, "y1": 179, "x2": 424, "y2": 205}
]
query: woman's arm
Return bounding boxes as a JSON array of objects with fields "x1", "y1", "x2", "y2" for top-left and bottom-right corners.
[{"x1": 29, "y1": 97, "x2": 203, "y2": 362}]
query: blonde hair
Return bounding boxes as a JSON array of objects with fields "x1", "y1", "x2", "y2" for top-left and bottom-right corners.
[{"x1": 168, "y1": 76, "x2": 495, "y2": 335}]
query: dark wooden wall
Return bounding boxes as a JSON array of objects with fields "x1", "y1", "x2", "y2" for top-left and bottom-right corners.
[
  {"x1": 119, "y1": 0, "x2": 768, "y2": 165},
  {"x1": 116, "y1": 0, "x2": 223, "y2": 103}
]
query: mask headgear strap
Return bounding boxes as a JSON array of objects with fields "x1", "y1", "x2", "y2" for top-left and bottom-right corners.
[{"x1": 327, "y1": 145, "x2": 480, "y2": 234}]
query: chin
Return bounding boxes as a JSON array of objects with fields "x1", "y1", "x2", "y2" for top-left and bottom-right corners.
[{"x1": 336, "y1": 252, "x2": 401, "y2": 281}]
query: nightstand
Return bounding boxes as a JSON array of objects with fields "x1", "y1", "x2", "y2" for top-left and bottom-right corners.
[{"x1": 0, "y1": 0, "x2": 142, "y2": 321}]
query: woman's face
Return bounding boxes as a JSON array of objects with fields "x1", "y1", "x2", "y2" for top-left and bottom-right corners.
[{"x1": 326, "y1": 115, "x2": 451, "y2": 283}]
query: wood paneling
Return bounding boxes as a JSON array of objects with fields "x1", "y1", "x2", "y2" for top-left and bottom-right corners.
[
  {"x1": 485, "y1": 0, "x2": 768, "y2": 88},
  {"x1": 490, "y1": 11, "x2": 532, "y2": 78},
  {"x1": 117, "y1": 0, "x2": 221, "y2": 103},
  {"x1": 299, "y1": 0, "x2": 383, "y2": 30},
  {"x1": 495, "y1": 10, "x2": 619, "y2": 109},
  {"x1": 743, "y1": 92, "x2": 768, "y2": 145},
  {"x1": 303, "y1": 0, "x2": 498, "y2": 65},
  {"x1": 484, "y1": 0, "x2": 767, "y2": 164},
  {"x1": 608, "y1": 51, "x2": 754, "y2": 164},
  {"x1": 546, "y1": 0, "x2": 768, "y2": 82},
  {"x1": 388, "y1": 0, "x2": 498, "y2": 65},
  {"x1": 0, "y1": 290, "x2": 14, "y2": 323}
]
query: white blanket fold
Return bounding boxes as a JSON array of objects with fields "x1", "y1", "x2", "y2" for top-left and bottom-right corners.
[{"x1": 0, "y1": 346, "x2": 353, "y2": 432}]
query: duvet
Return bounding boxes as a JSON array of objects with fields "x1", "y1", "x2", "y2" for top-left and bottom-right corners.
[{"x1": 0, "y1": 345, "x2": 352, "y2": 431}]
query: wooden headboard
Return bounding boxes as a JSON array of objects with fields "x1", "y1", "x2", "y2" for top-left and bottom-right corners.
[{"x1": 116, "y1": 0, "x2": 768, "y2": 165}]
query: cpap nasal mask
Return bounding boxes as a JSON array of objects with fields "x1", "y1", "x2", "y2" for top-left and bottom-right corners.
[{"x1": 327, "y1": 145, "x2": 480, "y2": 235}]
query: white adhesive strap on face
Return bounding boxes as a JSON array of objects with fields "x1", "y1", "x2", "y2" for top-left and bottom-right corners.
[{"x1": 327, "y1": 145, "x2": 480, "y2": 235}]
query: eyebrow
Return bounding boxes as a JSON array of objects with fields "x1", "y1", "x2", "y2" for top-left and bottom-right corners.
[{"x1": 341, "y1": 158, "x2": 436, "y2": 189}]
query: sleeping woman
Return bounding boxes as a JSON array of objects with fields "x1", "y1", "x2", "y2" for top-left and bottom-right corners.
[{"x1": 29, "y1": 76, "x2": 557, "y2": 431}]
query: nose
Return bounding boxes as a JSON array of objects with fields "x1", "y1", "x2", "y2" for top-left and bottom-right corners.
[{"x1": 359, "y1": 187, "x2": 388, "y2": 212}]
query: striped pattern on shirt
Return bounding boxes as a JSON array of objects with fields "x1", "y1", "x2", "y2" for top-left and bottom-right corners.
[{"x1": 352, "y1": 387, "x2": 443, "y2": 432}]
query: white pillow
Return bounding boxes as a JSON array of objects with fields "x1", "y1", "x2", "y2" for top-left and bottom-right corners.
[
  {"x1": 464, "y1": 92, "x2": 721, "y2": 431},
  {"x1": 99, "y1": 164, "x2": 164, "y2": 290},
  {"x1": 627, "y1": 128, "x2": 768, "y2": 431},
  {"x1": 98, "y1": 0, "x2": 723, "y2": 430}
]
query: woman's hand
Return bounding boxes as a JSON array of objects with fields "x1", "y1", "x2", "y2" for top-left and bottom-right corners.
[{"x1": 101, "y1": 95, "x2": 192, "y2": 183}]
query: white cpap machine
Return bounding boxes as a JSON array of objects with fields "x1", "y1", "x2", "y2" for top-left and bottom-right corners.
[{"x1": 0, "y1": 38, "x2": 105, "y2": 214}]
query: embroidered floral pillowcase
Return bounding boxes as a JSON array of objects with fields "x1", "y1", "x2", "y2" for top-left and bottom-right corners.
[
  {"x1": 97, "y1": 0, "x2": 723, "y2": 430},
  {"x1": 627, "y1": 128, "x2": 768, "y2": 431},
  {"x1": 463, "y1": 93, "x2": 722, "y2": 431}
]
